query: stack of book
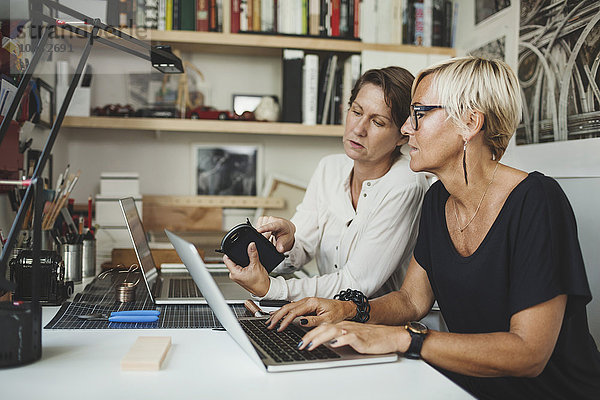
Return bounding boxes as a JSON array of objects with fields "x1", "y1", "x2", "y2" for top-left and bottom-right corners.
[
  {"x1": 282, "y1": 50, "x2": 361, "y2": 126},
  {"x1": 109, "y1": 0, "x2": 457, "y2": 48}
]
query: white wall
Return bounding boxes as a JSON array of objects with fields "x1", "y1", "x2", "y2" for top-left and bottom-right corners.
[{"x1": 60, "y1": 129, "x2": 341, "y2": 203}]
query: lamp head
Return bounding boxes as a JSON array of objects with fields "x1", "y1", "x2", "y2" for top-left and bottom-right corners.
[{"x1": 151, "y1": 45, "x2": 184, "y2": 74}]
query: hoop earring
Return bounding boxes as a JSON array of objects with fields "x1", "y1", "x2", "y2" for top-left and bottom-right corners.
[{"x1": 463, "y1": 140, "x2": 468, "y2": 185}]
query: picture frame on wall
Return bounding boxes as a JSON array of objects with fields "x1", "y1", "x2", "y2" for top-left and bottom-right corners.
[
  {"x1": 192, "y1": 144, "x2": 262, "y2": 196},
  {"x1": 253, "y1": 173, "x2": 307, "y2": 223},
  {"x1": 475, "y1": 0, "x2": 511, "y2": 25},
  {"x1": 35, "y1": 78, "x2": 54, "y2": 128}
]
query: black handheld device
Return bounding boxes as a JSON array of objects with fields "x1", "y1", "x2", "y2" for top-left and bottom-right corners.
[{"x1": 217, "y1": 219, "x2": 284, "y2": 273}]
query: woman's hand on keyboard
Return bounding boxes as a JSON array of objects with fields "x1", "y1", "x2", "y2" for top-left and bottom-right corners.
[{"x1": 266, "y1": 297, "x2": 357, "y2": 332}]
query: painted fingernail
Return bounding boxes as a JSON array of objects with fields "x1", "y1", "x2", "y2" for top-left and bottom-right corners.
[
  {"x1": 300, "y1": 318, "x2": 308, "y2": 325},
  {"x1": 330, "y1": 339, "x2": 337, "y2": 345},
  {"x1": 306, "y1": 341, "x2": 313, "y2": 349},
  {"x1": 297, "y1": 340, "x2": 303, "y2": 349}
]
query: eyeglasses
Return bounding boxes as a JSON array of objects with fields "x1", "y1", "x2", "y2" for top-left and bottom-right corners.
[{"x1": 410, "y1": 105, "x2": 444, "y2": 130}]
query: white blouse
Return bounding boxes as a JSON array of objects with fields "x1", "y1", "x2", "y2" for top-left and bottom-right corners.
[{"x1": 262, "y1": 152, "x2": 429, "y2": 301}]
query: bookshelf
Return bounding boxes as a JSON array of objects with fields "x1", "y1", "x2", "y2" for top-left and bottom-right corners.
[
  {"x1": 142, "y1": 30, "x2": 456, "y2": 56},
  {"x1": 62, "y1": 116, "x2": 344, "y2": 136},
  {"x1": 64, "y1": 31, "x2": 455, "y2": 137}
]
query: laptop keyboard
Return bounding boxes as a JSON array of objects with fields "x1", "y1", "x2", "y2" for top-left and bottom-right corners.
[
  {"x1": 168, "y1": 278, "x2": 202, "y2": 298},
  {"x1": 240, "y1": 319, "x2": 341, "y2": 363}
]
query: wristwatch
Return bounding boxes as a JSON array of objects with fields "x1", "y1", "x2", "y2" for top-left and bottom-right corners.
[{"x1": 404, "y1": 321, "x2": 428, "y2": 359}]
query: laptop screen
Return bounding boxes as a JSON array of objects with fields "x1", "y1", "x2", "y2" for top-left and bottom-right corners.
[{"x1": 119, "y1": 197, "x2": 158, "y2": 284}]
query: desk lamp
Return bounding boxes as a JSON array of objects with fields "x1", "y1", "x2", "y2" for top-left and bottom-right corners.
[{"x1": 0, "y1": 0, "x2": 183, "y2": 368}]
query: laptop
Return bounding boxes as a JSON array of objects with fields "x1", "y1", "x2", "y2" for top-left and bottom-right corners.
[
  {"x1": 118, "y1": 197, "x2": 251, "y2": 304},
  {"x1": 166, "y1": 229, "x2": 398, "y2": 372}
]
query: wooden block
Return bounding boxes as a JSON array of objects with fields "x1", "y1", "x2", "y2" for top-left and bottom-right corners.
[
  {"x1": 121, "y1": 336, "x2": 172, "y2": 371},
  {"x1": 143, "y1": 199, "x2": 223, "y2": 232},
  {"x1": 144, "y1": 195, "x2": 285, "y2": 209},
  {"x1": 110, "y1": 248, "x2": 204, "y2": 269}
]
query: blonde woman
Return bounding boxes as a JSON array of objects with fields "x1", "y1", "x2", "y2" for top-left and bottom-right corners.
[{"x1": 268, "y1": 57, "x2": 600, "y2": 399}]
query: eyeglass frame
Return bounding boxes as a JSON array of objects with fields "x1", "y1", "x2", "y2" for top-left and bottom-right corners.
[{"x1": 409, "y1": 105, "x2": 444, "y2": 130}]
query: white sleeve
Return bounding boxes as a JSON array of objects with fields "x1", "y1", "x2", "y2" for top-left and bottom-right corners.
[{"x1": 262, "y1": 182, "x2": 425, "y2": 301}]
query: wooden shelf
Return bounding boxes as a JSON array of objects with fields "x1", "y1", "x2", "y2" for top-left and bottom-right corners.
[
  {"x1": 86, "y1": 29, "x2": 455, "y2": 56},
  {"x1": 62, "y1": 116, "x2": 344, "y2": 137},
  {"x1": 149, "y1": 30, "x2": 455, "y2": 56}
]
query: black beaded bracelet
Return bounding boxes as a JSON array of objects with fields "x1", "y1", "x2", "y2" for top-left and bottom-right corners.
[{"x1": 334, "y1": 289, "x2": 370, "y2": 323}]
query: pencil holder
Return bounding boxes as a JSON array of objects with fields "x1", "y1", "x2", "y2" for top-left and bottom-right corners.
[
  {"x1": 61, "y1": 243, "x2": 82, "y2": 284},
  {"x1": 82, "y1": 239, "x2": 96, "y2": 278}
]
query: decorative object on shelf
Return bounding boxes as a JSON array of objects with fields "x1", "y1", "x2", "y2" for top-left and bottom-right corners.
[
  {"x1": 254, "y1": 96, "x2": 280, "y2": 122},
  {"x1": 232, "y1": 94, "x2": 263, "y2": 116},
  {"x1": 193, "y1": 144, "x2": 262, "y2": 196},
  {"x1": 92, "y1": 104, "x2": 136, "y2": 117},
  {"x1": 34, "y1": 78, "x2": 54, "y2": 128},
  {"x1": 186, "y1": 106, "x2": 233, "y2": 120}
]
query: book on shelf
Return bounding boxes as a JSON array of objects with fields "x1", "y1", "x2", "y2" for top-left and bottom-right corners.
[
  {"x1": 359, "y1": 0, "x2": 376, "y2": 43},
  {"x1": 209, "y1": 0, "x2": 218, "y2": 31},
  {"x1": 156, "y1": 0, "x2": 165, "y2": 30},
  {"x1": 308, "y1": 0, "x2": 320, "y2": 35},
  {"x1": 330, "y1": 0, "x2": 340, "y2": 37},
  {"x1": 422, "y1": 0, "x2": 433, "y2": 47},
  {"x1": 231, "y1": 0, "x2": 241, "y2": 33},
  {"x1": 319, "y1": 54, "x2": 338, "y2": 125},
  {"x1": 302, "y1": 54, "x2": 319, "y2": 125},
  {"x1": 197, "y1": 0, "x2": 209, "y2": 31},
  {"x1": 376, "y1": 0, "x2": 393, "y2": 44},
  {"x1": 166, "y1": 0, "x2": 173, "y2": 29},
  {"x1": 331, "y1": 61, "x2": 343, "y2": 124},
  {"x1": 341, "y1": 54, "x2": 360, "y2": 123},
  {"x1": 413, "y1": 0, "x2": 425, "y2": 46},
  {"x1": 239, "y1": 0, "x2": 249, "y2": 31},
  {"x1": 260, "y1": 0, "x2": 274, "y2": 32},
  {"x1": 180, "y1": 0, "x2": 196, "y2": 30},
  {"x1": 144, "y1": 0, "x2": 159, "y2": 28},
  {"x1": 282, "y1": 49, "x2": 304, "y2": 123},
  {"x1": 252, "y1": 0, "x2": 261, "y2": 31},
  {"x1": 135, "y1": 0, "x2": 455, "y2": 50}
]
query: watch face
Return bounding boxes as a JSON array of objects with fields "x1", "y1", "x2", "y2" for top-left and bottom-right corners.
[{"x1": 407, "y1": 321, "x2": 428, "y2": 334}]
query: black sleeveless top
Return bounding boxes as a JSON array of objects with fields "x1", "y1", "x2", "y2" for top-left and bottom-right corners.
[{"x1": 414, "y1": 172, "x2": 600, "y2": 399}]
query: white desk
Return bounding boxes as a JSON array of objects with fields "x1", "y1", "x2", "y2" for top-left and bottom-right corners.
[{"x1": 2, "y1": 306, "x2": 473, "y2": 400}]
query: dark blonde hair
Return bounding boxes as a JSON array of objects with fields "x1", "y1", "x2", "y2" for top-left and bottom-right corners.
[{"x1": 413, "y1": 56, "x2": 522, "y2": 160}]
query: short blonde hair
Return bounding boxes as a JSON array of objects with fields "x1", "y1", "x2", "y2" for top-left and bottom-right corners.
[{"x1": 413, "y1": 56, "x2": 522, "y2": 160}]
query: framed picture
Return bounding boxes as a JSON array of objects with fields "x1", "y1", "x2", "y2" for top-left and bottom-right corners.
[
  {"x1": 253, "y1": 173, "x2": 307, "y2": 223},
  {"x1": 475, "y1": 0, "x2": 511, "y2": 25},
  {"x1": 192, "y1": 144, "x2": 262, "y2": 196},
  {"x1": 35, "y1": 78, "x2": 54, "y2": 128},
  {"x1": 468, "y1": 36, "x2": 506, "y2": 62}
]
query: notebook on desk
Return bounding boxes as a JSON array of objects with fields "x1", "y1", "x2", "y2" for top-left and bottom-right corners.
[
  {"x1": 166, "y1": 229, "x2": 398, "y2": 372},
  {"x1": 119, "y1": 197, "x2": 250, "y2": 304}
]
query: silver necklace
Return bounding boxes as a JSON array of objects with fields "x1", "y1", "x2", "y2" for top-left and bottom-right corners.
[{"x1": 453, "y1": 162, "x2": 500, "y2": 233}]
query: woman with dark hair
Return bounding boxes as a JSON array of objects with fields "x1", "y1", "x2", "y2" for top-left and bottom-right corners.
[{"x1": 224, "y1": 67, "x2": 429, "y2": 301}]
